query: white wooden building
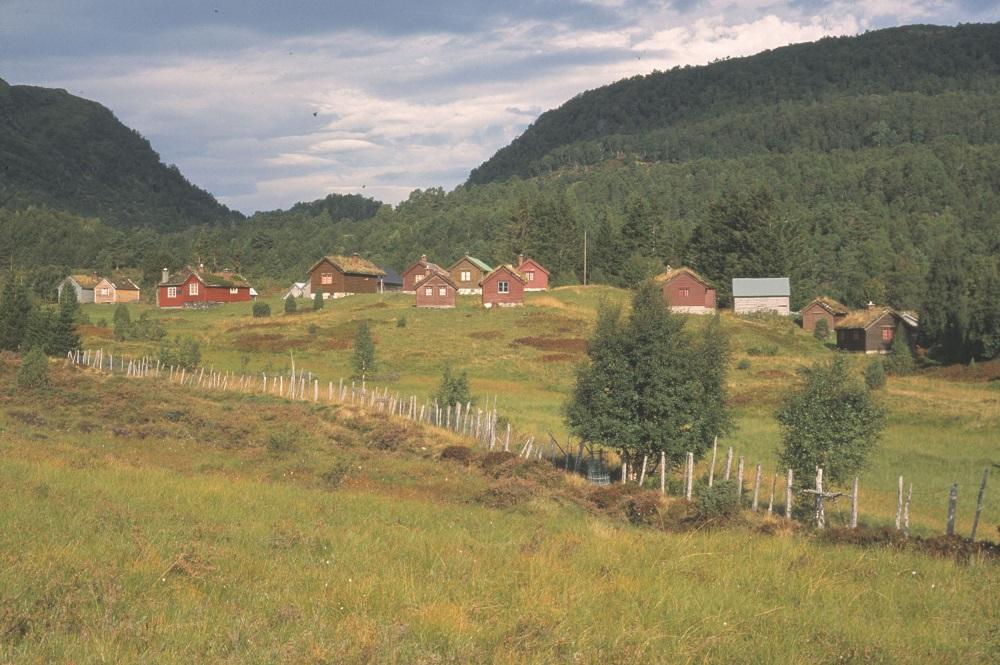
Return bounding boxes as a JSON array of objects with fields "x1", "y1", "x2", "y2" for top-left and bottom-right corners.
[{"x1": 732, "y1": 278, "x2": 791, "y2": 316}]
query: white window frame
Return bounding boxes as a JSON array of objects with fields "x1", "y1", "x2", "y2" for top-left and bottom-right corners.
[
  {"x1": 229, "y1": 287, "x2": 239, "y2": 294},
  {"x1": 439, "y1": 287, "x2": 447, "y2": 297},
  {"x1": 498, "y1": 281, "x2": 509, "y2": 294},
  {"x1": 189, "y1": 282, "x2": 199, "y2": 296},
  {"x1": 321, "y1": 272, "x2": 333, "y2": 285},
  {"x1": 99, "y1": 287, "x2": 110, "y2": 296},
  {"x1": 167, "y1": 286, "x2": 177, "y2": 298},
  {"x1": 525, "y1": 271, "x2": 534, "y2": 282},
  {"x1": 425, "y1": 287, "x2": 433, "y2": 296},
  {"x1": 460, "y1": 270, "x2": 471, "y2": 282}
]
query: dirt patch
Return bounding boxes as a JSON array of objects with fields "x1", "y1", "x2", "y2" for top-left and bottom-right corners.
[
  {"x1": 9, "y1": 410, "x2": 46, "y2": 426},
  {"x1": 323, "y1": 338, "x2": 352, "y2": 350},
  {"x1": 440, "y1": 445, "x2": 476, "y2": 466},
  {"x1": 513, "y1": 336, "x2": 588, "y2": 353},
  {"x1": 77, "y1": 325, "x2": 113, "y2": 339},
  {"x1": 820, "y1": 527, "x2": 1000, "y2": 563},
  {"x1": 755, "y1": 369, "x2": 792, "y2": 378},
  {"x1": 360, "y1": 302, "x2": 390, "y2": 310},
  {"x1": 233, "y1": 333, "x2": 288, "y2": 352},
  {"x1": 540, "y1": 353, "x2": 574, "y2": 363},
  {"x1": 478, "y1": 478, "x2": 536, "y2": 509},
  {"x1": 926, "y1": 359, "x2": 1000, "y2": 384},
  {"x1": 469, "y1": 330, "x2": 503, "y2": 340}
]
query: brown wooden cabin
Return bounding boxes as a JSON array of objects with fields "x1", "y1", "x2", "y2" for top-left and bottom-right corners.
[
  {"x1": 402, "y1": 254, "x2": 448, "y2": 293},
  {"x1": 835, "y1": 304, "x2": 918, "y2": 354},
  {"x1": 94, "y1": 277, "x2": 141, "y2": 304},
  {"x1": 448, "y1": 255, "x2": 492, "y2": 294},
  {"x1": 308, "y1": 254, "x2": 386, "y2": 298},
  {"x1": 481, "y1": 265, "x2": 526, "y2": 308},
  {"x1": 414, "y1": 272, "x2": 457, "y2": 308},
  {"x1": 653, "y1": 266, "x2": 716, "y2": 314},
  {"x1": 801, "y1": 296, "x2": 849, "y2": 333}
]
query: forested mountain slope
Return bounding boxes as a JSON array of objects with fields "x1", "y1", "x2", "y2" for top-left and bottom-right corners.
[
  {"x1": 469, "y1": 23, "x2": 1000, "y2": 184},
  {"x1": 0, "y1": 77, "x2": 239, "y2": 231}
]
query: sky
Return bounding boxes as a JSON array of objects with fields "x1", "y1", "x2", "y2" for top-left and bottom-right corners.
[{"x1": 1, "y1": 1, "x2": 997, "y2": 213}]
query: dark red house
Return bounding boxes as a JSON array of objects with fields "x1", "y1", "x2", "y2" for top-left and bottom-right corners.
[
  {"x1": 835, "y1": 304, "x2": 918, "y2": 354},
  {"x1": 402, "y1": 255, "x2": 448, "y2": 293},
  {"x1": 157, "y1": 267, "x2": 254, "y2": 308},
  {"x1": 516, "y1": 254, "x2": 549, "y2": 291},
  {"x1": 308, "y1": 254, "x2": 385, "y2": 298},
  {"x1": 414, "y1": 272, "x2": 457, "y2": 308},
  {"x1": 654, "y1": 266, "x2": 717, "y2": 314},
  {"x1": 481, "y1": 265, "x2": 526, "y2": 308}
]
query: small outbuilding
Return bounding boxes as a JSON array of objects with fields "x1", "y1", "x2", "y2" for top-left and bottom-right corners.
[
  {"x1": 481, "y1": 265, "x2": 526, "y2": 308},
  {"x1": 402, "y1": 255, "x2": 448, "y2": 293},
  {"x1": 516, "y1": 254, "x2": 549, "y2": 291},
  {"x1": 801, "y1": 296, "x2": 849, "y2": 334},
  {"x1": 448, "y1": 255, "x2": 492, "y2": 294},
  {"x1": 732, "y1": 278, "x2": 791, "y2": 316},
  {"x1": 654, "y1": 266, "x2": 716, "y2": 314},
  {"x1": 835, "y1": 304, "x2": 918, "y2": 354},
  {"x1": 283, "y1": 282, "x2": 312, "y2": 300},
  {"x1": 57, "y1": 274, "x2": 100, "y2": 303},
  {"x1": 415, "y1": 272, "x2": 457, "y2": 308},
  {"x1": 94, "y1": 276, "x2": 141, "y2": 304},
  {"x1": 379, "y1": 267, "x2": 404, "y2": 292}
]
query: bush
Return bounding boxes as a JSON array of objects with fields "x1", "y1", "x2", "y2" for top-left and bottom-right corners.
[
  {"x1": 813, "y1": 318, "x2": 830, "y2": 341},
  {"x1": 321, "y1": 461, "x2": 350, "y2": 488},
  {"x1": 112, "y1": 304, "x2": 131, "y2": 341},
  {"x1": 440, "y1": 445, "x2": 475, "y2": 465},
  {"x1": 252, "y1": 302, "x2": 271, "y2": 318},
  {"x1": 159, "y1": 336, "x2": 201, "y2": 370},
  {"x1": 131, "y1": 311, "x2": 166, "y2": 341},
  {"x1": 434, "y1": 365, "x2": 474, "y2": 408},
  {"x1": 736, "y1": 359, "x2": 751, "y2": 370},
  {"x1": 746, "y1": 345, "x2": 779, "y2": 356},
  {"x1": 864, "y1": 359, "x2": 886, "y2": 389},
  {"x1": 17, "y1": 347, "x2": 49, "y2": 389},
  {"x1": 308, "y1": 323, "x2": 318, "y2": 335},
  {"x1": 266, "y1": 432, "x2": 297, "y2": 454},
  {"x1": 284, "y1": 296, "x2": 297, "y2": 314},
  {"x1": 694, "y1": 479, "x2": 741, "y2": 520},
  {"x1": 884, "y1": 322, "x2": 916, "y2": 376},
  {"x1": 313, "y1": 292, "x2": 324, "y2": 310},
  {"x1": 396, "y1": 315, "x2": 407, "y2": 328}
]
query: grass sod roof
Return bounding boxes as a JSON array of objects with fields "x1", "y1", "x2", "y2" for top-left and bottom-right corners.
[
  {"x1": 321, "y1": 254, "x2": 386, "y2": 277},
  {"x1": 835, "y1": 306, "x2": 915, "y2": 330},
  {"x1": 805, "y1": 296, "x2": 849, "y2": 316},
  {"x1": 68, "y1": 274, "x2": 101, "y2": 289},
  {"x1": 160, "y1": 268, "x2": 251, "y2": 288},
  {"x1": 652, "y1": 266, "x2": 716, "y2": 288},
  {"x1": 110, "y1": 277, "x2": 140, "y2": 291}
]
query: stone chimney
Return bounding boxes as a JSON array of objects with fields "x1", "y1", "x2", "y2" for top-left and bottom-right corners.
[
  {"x1": 867, "y1": 301, "x2": 878, "y2": 311},
  {"x1": 420, "y1": 254, "x2": 427, "y2": 263},
  {"x1": 161, "y1": 268, "x2": 169, "y2": 284},
  {"x1": 517, "y1": 253, "x2": 525, "y2": 267},
  {"x1": 198, "y1": 262, "x2": 205, "y2": 273}
]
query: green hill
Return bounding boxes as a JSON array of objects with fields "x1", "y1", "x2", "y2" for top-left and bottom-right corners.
[
  {"x1": 0, "y1": 77, "x2": 240, "y2": 231},
  {"x1": 468, "y1": 23, "x2": 1000, "y2": 184}
]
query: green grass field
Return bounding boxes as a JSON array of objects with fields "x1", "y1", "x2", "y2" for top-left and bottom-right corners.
[{"x1": 1, "y1": 287, "x2": 996, "y2": 662}]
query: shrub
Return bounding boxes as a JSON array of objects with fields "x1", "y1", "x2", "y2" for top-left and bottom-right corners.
[
  {"x1": 864, "y1": 359, "x2": 886, "y2": 389},
  {"x1": 625, "y1": 493, "x2": 662, "y2": 526},
  {"x1": 159, "y1": 336, "x2": 201, "y2": 370},
  {"x1": 746, "y1": 345, "x2": 779, "y2": 356},
  {"x1": 252, "y1": 302, "x2": 271, "y2": 318},
  {"x1": 440, "y1": 445, "x2": 475, "y2": 465},
  {"x1": 17, "y1": 347, "x2": 49, "y2": 389},
  {"x1": 694, "y1": 479, "x2": 740, "y2": 520},
  {"x1": 813, "y1": 318, "x2": 830, "y2": 341},
  {"x1": 112, "y1": 304, "x2": 131, "y2": 341},
  {"x1": 736, "y1": 359, "x2": 751, "y2": 370},
  {"x1": 321, "y1": 461, "x2": 350, "y2": 488},
  {"x1": 308, "y1": 323, "x2": 318, "y2": 336},
  {"x1": 884, "y1": 322, "x2": 916, "y2": 376},
  {"x1": 313, "y1": 292, "x2": 324, "y2": 310},
  {"x1": 266, "y1": 432, "x2": 297, "y2": 454},
  {"x1": 396, "y1": 315, "x2": 407, "y2": 328},
  {"x1": 131, "y1": 311, "x2": 166, "y2": 341},
  {"x1": 434, "y1": 365, "x2": 474, "y2": 408},
  {"x1": 284, "y1": 296, "x2": 297, "y2": 314}
]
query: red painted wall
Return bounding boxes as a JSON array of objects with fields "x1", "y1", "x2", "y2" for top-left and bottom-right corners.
[
  {"x1": 481, "y1": 268, "x2": 525, "y2": 307},
  {"x1": 661, "y1": 273, "x2": 715, "y2": 309},
  {"x1": 158, "y1": 274, "x2": 251, "y2": 307},
  {"x1": 518, "y1": 259, "x2": 549, "y2": 290},
  {"x1": 415, "y1": 275, "x2": 456, "y2": 308}
]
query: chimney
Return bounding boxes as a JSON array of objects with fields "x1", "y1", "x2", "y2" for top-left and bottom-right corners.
[
  {"x1": 517, "y1": 253, "x2": 524, "y2": 267},
  {"x1": 867, "y1": 301, "x2": 877, "y2": 311},
  {"x1": 420, "y1": 254, "x2": 427, "y2": 263},
  {"x1": 161, "y1": 268, "x2": 169, "y2": 284},
  {"x1": 198, "y1": 262, "x2": 205, "y2": 273}
]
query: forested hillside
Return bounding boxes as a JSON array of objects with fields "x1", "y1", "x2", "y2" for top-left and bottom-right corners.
[
  {"x1": 0, "y1": 77, "x2": 239, "y2": 231},
  {"x1": 468, "y1": 23, "x2": 1000, "y2": 184}
]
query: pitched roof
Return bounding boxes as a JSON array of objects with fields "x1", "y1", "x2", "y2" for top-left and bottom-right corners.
[
  {"x1": 805, "y1": 296, "x2": 848, "y2": 316},
  {"x1": 68, "y1": 274, "x2": 101, "y2": 289},
  {"x1": 160, "y1": 268, "x2": 251, "y2": 288},
  {"x1": 449, "y1": 255, "x2": 492, "y2": 273},
  {"x1": 312, "y1": 254, "x2": 385, "y2": 277},
  {"x1": 379, "y1": 266, "x2": 403, "y2": 286},
  {"x1": 480, "y1": 264, "x2": 527, "y2": 286},
  {"x1": 414, "y1": 271, "x2": 458, "y2": 290},
  {"x1": 732, "y1": 277, "x2": 790, "y2": 298},
  {"x1": 111, "y1": 277, "x2": 140, "y2": 291},
  {"x1": 835, "y1": 306, "x2": 914, "y2": 330},
  {"x1": 653, "y1": 266, "x2": 715, "y2": 288},
  {"x1": 517, "y1": 256, "x2": 550, "y2": 275}
]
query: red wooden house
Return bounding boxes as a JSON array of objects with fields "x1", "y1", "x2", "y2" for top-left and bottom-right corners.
[
  {"x1": 801, "y1": 296, "x2": 849, "y2": 334},
  {"x1": 835, "y1": 304, "x2": 918, "y2": 354},
  {"x1": 308, "y1": 254, "x2": 385, "y2": 298},
  {"x1": 480, "y1": 265, "x2": 526, "y2": 308},
  {"x1": 402, "y1": 255, "x2": 448, "y2": 293},
  {"x1": 157, "y1": 266, "x2": 253, "y2": 308},
  {"x1": 654, "y1": 266, "x2": 716, "y2": 314},
  {"x1": 414, "y1": 272, "x2": 457, "y2": 308},
  {"x1": 516, "y1": 254, "x2": 549, "y2": 291}
]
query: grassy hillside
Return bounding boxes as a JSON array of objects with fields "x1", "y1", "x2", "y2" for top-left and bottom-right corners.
[
  {"x1": 0, "y1": 77, "x2": 239, "y2": 231},
  {"x1": 76, "y1": 288, "x2": 1000, "y2": 536},
  {"x1": 2, "y1": 341, "x2": 998, "y2": 662}
]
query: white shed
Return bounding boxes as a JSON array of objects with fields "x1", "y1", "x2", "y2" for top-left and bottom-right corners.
[{"x1": 732, "y1": 278, "x2": 790, "y2": 316}]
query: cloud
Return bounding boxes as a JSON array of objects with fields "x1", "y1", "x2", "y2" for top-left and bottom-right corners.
[{"x1": 1, "y1": 1, "x2": 993, "y2": 212}]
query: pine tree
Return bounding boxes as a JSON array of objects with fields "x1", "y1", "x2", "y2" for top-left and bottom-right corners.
[
  {"x1": 0, "y1": 274, "x2": 33, "y2": 351},
  {"x1": 351, "y1": 321, "x2": 376, "y2": 380},
  {"x1": 313, "y1": 292, "x2": 324, "y2": 310},
  {"x1": 22, "y1": 307, "x2": 54, "y2": 354},
  {"x1": 434, "y1": 366, "x2": 474, "y2": 408},
  {"x1": 284, "y1": 295, "x2": 297, "y2": 314},
  {"x1": 112, "y1": 303, "x2": 131, "y2": 341},
  {"x1": 884, "y1": 321, "x2": 916, "y2": 375},
  {"x1": 48, "y1": 287, "x2": 81, "y2": 356},
  {"x1": 17, "y1": 347, "x2": 49, "y2": 389}
]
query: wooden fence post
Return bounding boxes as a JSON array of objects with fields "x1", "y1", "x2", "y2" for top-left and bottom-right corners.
[
  {"x1": 785, "y1": 469, "x2": 793, "y2": 519},
  {"x1": 708, "y1": 436, "x2": 718, "y2": 488},
  {"x1": 971, "y1": 468, "x2": 989, "y2": 541},
  {"x1": 814, "y1": 467, "x2": 825, "y2": 529},
  {"x1": 903, "y1": 483, "x2": 913, "y2": 536},
  {"x1": 685, "y1": 452, "x2": 694, "y2": 500},
  {"x1": 621, "y1": 460, "x2": 627, "y2": 485},
  {"x1": 946, "y1": 483, "x2": 958, "y2": 536},
  {"x1": 660, "y1": 451, "x2": 666, "y2": 495},
  {"x1": 767, "y1": 472, "x2": 777, "y2": 516},
  {"x1": 724, "y1": 447, "x2": 733, "y2": 481},
  {"x1": 752, "y1": 463, "x2": 762, "y2": 512},
  {"x1": 895, "y1": 475, "x2": 904, "y2": 531},
  {"x1": 736, "y1": 456, "x2": 744, "y2": 499},
  {"x1": 638, "y1": 455, "x2": 648, "y2": 487},
  {"x1": 850, "y1": 476, "x2": 859, "y2": 529}
]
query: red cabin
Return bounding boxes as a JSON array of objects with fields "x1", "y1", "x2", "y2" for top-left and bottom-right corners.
[
  {"x1": 654, "y1": 266, "x2": 717, "y2": 314},
  {"x1": 414, "y1": 272, "x2": 457, "y2": 308},
  {"x1": 516, "y1": 254, "x2": 549, "y2": 291},
  {"x1": 402, "y1": 254, "x2": 448, "y2": 293},
  {"x1": 480, "y1": 265, "x2": 526, "y2": 308},
  {"x1": 157, "y1": 267, "x2": 254, "y2": 308}
]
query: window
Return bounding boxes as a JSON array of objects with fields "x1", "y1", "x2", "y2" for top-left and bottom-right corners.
[
  {"x1": 189, "y1": 282, "x2": 199, "y2": 296},
  {"x1": 99, "y1": 287, "x2": 109, "y2": 296},
  {"x1": 881, "y1": 326, "x2": 894, "y2": 342},
  {"x1": 498, "y1": 281, "x2": 509, "y2": 294},
  {"x1": 425, "y1": 287, "x2": 433, "y2": 296},
  {"x1": 321, "y1": 272, "x2": 333, "y2": 285},
  {"x1": 460, "y1": 271, "x2": 471, "y2": 282},
  {"x1": 678, "y1": 287, "x2": 690, "y2": 298},
  {"x1": 167, "y1": 287, "x2": 177, "y2": 298},
  {"x1": 439, "y1": 287, "x2": 447, "y2": 297},
  {"x1": 229, "y1": 287, "x2": 239, "y2": 294},
  {"x1": 525, "y1": 271, "x2": 534, "y2": 282}
]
